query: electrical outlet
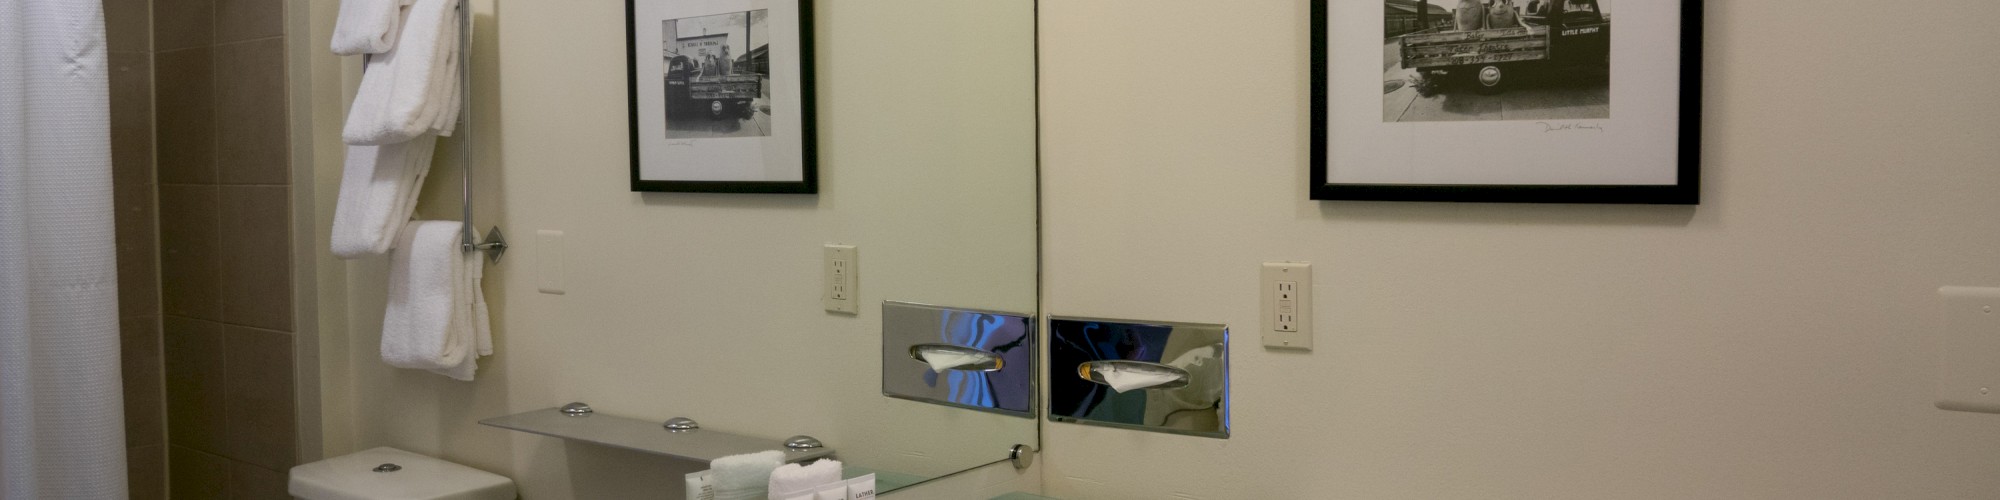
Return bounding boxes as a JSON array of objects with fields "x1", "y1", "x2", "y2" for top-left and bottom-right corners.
[
  {"x1": 1261, "y1": 262, "x2": 1312, "y2": 350},
  {"x1": 823, "y1": 245, "x2": 858, "y2": 314},
  {"x1": 1275, "y1": 280, "x2": 1299, "y2": 332}
]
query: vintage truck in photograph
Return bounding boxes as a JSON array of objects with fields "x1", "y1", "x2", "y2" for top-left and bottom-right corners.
[
  {"x1": 1401, "y1": 0, "x2": 1610, "y2": 93},
  {"x1": 687, "y1": 74, "x2": 762, "y2": 120}
]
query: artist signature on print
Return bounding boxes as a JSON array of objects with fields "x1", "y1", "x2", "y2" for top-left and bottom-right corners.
[
  {"x1": 1538, "y1": 122, "x2": 1605, "y2": 133},
  {"x1": 667, "y1": 140, "x2": 697, "y2": 147}
]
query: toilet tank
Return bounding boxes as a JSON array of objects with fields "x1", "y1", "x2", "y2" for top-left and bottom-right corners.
[{"x1": 289, "y1": 447, "x2": 516, "y2": 500}]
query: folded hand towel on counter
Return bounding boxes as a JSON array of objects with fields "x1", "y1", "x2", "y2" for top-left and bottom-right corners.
[
  {"x1": 767, "y1": 459, "x2": 843, "y2": 500},
  {"x1": 381, "y1": 221, "x2": 491, "y2": 381},
  {"x1": 329, "y1": 135, "x2": 438, "y2": 258},
  {"x1": 330, "y1": 0, "x2": 415, "y2": 55},
  {"x1": 343, "y1": 0, "x2": 462, "y2": 145},
  {"x1": 711, "y1": 451, "x2": 786, "y2": 500}
]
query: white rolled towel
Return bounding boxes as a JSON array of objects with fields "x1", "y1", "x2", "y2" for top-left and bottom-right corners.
[
  {"x1": 381, "y1": 221, "x2": 492, "y2": 381},
  {"x1": 343, "y1": 0, "x2": 463, "y2": 145},
  {"x1": 711, "y1": 451, "x2": 786, "y2": 500},
  {"x1": 767, "y1": 459, "x2": 843, "y2": 500},
  {"x1": 329, "y1": 134, "x2": 438, "y2": 259},
  {"x1": 330, "y1": 0, "x2": 415, "y2": 55}
]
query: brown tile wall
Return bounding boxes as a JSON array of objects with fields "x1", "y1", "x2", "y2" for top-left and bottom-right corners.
[
  {"x1": 106, "y1": 0, "x2": 166, "y2": 497},
  {"x1": 148, "y1": 0, "x2": 297, "y2": 498}
]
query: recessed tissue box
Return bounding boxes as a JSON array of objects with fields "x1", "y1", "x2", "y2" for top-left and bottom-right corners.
[
  {"x1": 880, "y1": 301, "x2": 1036, "y2": 417},
  {"x1": 1048, "y1": 316, "x2": 1229, "y2": 438}
]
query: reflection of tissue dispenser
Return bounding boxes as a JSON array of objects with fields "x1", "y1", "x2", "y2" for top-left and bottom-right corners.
[
  {"x1": 881, "y1": 301, "x2": 1036, "y2": 417},
  {"x1": 1048, "y1": 317, "x2": 1229, "y2": 438}
]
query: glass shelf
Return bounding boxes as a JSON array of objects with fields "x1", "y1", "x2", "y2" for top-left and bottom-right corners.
[{"x1": 479, "y1": 407, "x2": 834, "y2": 464}]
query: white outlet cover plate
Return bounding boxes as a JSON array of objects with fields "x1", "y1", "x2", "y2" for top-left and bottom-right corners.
[
  {"x1": 823, "y1": 245, "x2": 858, "y2": 314},
  {"x1": 1937, "y1": 286, "x2": 2000, "y2": 413},
  {"x1": 535, "y1": 230, "x2": 566, "y2": 295},
  {"x1": 1261, "y1": 262, "x2": 1313, "y2": 350}
]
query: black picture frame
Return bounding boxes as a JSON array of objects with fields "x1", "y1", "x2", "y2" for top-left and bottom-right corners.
[
  {"x1": 628, "y1": 0, "x2": 818, "y2": 194},
  {"x1": 1310, "y1": 0, "x2": 1702, "y2": 205}
]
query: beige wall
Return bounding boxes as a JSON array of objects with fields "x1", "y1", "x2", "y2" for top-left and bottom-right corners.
[
  {"x1": 307, "y1": 0, "x2": 2000, "y2": 498},
  {"x1": 313, "y1": 0, "x2": 1040, "y2": 498},
  {"x1": 1037, "y1": 0, "x2": 2000, "y2": 499}
]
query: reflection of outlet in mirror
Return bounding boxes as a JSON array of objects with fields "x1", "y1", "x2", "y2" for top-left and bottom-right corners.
[
  {"x1": 1937, "y1": 287, "x2": 2000, "y2": 413},
  {"x1": 1261, "y1": 262, "x2": 1312, "y2": 350},
  {"x1": 823, "y1": 245, "x2": 858, "y2": 314}
]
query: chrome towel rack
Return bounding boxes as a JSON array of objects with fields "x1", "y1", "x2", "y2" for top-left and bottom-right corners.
[
  {"x1": 454, "y1": 0, "x2": 506, "y2": 263},
  {"x1": 352, "y1": 0, "x2": 505, "y2": 264}
]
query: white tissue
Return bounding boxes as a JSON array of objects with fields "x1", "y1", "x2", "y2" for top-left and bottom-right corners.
[
  {"x1": 921, "y1": 351, "x2": 990, "y2": 373},
  {"x1": 1098, "y1": 364, "x2": 1183, "y2": 393}
]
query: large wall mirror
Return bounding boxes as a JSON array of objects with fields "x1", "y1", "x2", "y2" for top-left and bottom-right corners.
[{"x1": 319, "y1": 0, "x2": 1038, "y2": 497}]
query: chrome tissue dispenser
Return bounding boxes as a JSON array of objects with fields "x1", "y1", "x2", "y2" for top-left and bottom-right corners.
[{"x1": 1047, "y1": 317, "x2": 1229, "y2": 438}]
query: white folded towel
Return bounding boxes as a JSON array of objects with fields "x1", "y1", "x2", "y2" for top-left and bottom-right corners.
[
  {"x1": 343, "y1": 0, "x2": 462, "y2": 145},
  {"x1": 711, "y1": 451, "x2": 786, "y2": 500},
  {"x1": 329, "y1": 134, "x2": 438, "y2": 258},
  {"x1": 381, "y1": 221, "x2": 492, "y2": 381},
  {"x1": 431, "y1": 243, "x2": 491, "y2": 381},
  {"x1": 767, "y1": 459, "x2": 843, "y2": 500},
  {"x1": 330, "y1": 0, "x2": 415, "y2": 55}
]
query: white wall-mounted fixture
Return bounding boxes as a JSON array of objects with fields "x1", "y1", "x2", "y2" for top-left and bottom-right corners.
[
  {"x1": 1260, "y1": 262, "x2": 1313, "y2": 350},
  {"x1": 1937, "y1": 286, "x2": 2000, "y2": 413},
  {"x1": 823, "y1": 245, "x2": 858, "y2": 314},
  {"x1": 536, "y1": 230, "x2": 566, "y2": 295}
]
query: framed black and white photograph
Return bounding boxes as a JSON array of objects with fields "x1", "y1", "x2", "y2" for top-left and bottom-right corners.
[
  {"x1": 1311, "y1": 0, "x2": 1701, "y2": 204},
  {"x1": 628, "y1": 0, "x2": 816, "y2": 193}
]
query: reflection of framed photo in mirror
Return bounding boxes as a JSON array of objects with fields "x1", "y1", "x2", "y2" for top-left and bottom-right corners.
[
  {"x1": 1311, "y1": 0, "x2": 1701, "y2": 204},
  {"x1": 627, "y1": 0, "x2": 817, "y2": 193}
]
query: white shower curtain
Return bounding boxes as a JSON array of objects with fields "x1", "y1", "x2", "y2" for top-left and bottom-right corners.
[{"x1": 0, "y1": 0, "x2": 130, "y2": 498}]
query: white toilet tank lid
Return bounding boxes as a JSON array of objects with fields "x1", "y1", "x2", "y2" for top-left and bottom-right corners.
[{"x1": 290, "y1": 447, "x2": 516, "y2": 500}]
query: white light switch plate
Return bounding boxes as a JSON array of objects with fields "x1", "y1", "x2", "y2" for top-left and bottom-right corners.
[
  {"x1": 1937, "y1": 286, "x2": 2000, "y2": 413},
  {"x1": 823, "y1": 245, "x2": 858, "y2": 314},
  {"x1": 535, "y1": 230, "x2": 565, "y2": 295},
  {"x1": 1261, "y1": 262, "x2": 1312, "y2": 350}
]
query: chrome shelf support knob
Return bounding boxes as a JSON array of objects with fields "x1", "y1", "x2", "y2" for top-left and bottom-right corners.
[
  {"x1": 663, "y1": 417, "x2": 700, "y2": 432},
  {"x1": 560, "y1": 402, "x2": 594, "y2": 417},
  {"x1": 1009, "y1": 445, "x2": 1036, "y2": 470},
  {"x1": 783, "y1": 435, "x2": 824, "y2": 451}
]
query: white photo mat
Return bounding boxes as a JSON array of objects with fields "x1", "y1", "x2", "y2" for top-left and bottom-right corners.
[
  {"x1": 1313, "y1": 0, "x2": 1699, "y2": 204},
  {"x1": 630, "y1": 0, "x2": 814, "y2": 192}
]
